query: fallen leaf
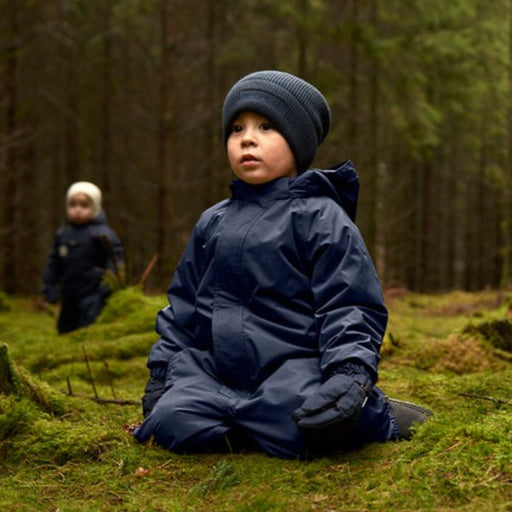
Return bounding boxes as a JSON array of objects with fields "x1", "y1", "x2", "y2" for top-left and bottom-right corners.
[
  {"x1": 134, "y1": 466, "x2": 153, "y2": 477},
  {"x1": 123, "y1": 421, "x2": 142, "y2": 434}
]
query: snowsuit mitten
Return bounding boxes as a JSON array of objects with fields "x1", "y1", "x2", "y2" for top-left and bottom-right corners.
[
  {"x1": 292, "y1": 362, "x2": 372, "y2": 433},
  {"x1": 141, "y1": 366, "x2": 167, "y2": 418}
]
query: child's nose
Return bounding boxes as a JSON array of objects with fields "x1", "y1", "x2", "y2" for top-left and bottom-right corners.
[{"x1": 241, "y1": 128, "x2": 257, "y2": 145}]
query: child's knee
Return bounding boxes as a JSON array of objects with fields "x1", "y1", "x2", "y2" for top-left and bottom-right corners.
[{"x1": 148, "y1": 401, "x2": 230, "y2": 452}]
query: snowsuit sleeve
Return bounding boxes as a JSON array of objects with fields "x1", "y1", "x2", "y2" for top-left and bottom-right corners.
[
  {"x1": 298, "y1": 198, "x2": 387, "y2": 382},
  {"x1": 146, "y1": 208, "x2": 214, "y2": 372},
  {"x1": 91, "y1": 223, "x2": 123, "y2": 274},
  {"x1": 103, "y1": 228, "x2": 124, "y2": 271},
  {"x1": 41, "y1": 231, "x2": 62, "y2": 303},
  {"x1": 90, "y1": 224, "x2": 124, "y2": 294}
]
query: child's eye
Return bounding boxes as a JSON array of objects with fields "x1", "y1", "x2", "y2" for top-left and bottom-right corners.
[
  {"x1": 261, "y1": 122, "x2": 274, "y2": 131},
  {"x1": 231, "y1": 124, "x2": 243, "y2": 133}
]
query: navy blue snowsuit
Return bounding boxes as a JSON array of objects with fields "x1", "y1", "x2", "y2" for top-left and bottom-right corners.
[
  {"x1": 135, "y1": 161, "x2": 398, "y2": 458},
  {"x1": 42, "y1": 211, "x2": 123, "y2": 334}
]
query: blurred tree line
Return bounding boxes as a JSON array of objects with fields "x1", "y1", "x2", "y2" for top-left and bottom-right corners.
[{"x1": 1, "y1": 0, "x2": 511, "y2": 295}]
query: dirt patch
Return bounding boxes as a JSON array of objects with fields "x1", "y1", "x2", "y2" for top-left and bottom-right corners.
[
  {"x1": 462, "y1": 319, "x2": 512, "y2": 353},
  {"x1": 383, "y1": 288, "x2": 410, "y2": 302},
  {"x1": 413, "y1": 317, "x2": 512, "y2": 374},
  {"x1": 430, "y1": 294, "x2": 506, "y2": 317},
  {"x1": 429, "y1": 335, "x2": 501, "y2": 374},
  {"x1": 399, "y1": 331, "x2": 512, "y2": 374}
]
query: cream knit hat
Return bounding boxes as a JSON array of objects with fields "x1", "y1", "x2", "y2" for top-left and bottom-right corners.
[{"x1": 66, "y1": 181, "x2": 102, "y2": 218}]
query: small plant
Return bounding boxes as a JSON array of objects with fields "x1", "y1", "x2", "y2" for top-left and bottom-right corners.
[{"x1": 189, "y1": 459, "x2": 241, "y2": 497}]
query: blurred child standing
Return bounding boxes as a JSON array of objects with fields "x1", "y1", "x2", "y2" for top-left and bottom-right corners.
[{"x1": 41, "y1": 181, "x2": 123, "y2": 334}]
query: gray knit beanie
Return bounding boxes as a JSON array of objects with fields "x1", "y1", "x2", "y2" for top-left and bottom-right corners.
[{"x1": 222, "y1": 70, "x2": 331, "y2": 173}]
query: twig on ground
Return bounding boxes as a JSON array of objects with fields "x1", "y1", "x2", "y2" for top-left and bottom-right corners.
[
  {"x1": 61, "y1": 388, "x2": 139, "y2": 406},
  {"x1": 458, "y1": 392, "x2": 510, "y2": 406},
  {"x1": 104, "y1": 361, "x2": 117, "y2": 400},
  {"x1": 82, "y1": 346, "x2": 99, "y2": 400},
  {"x1": 138, "y1": 253, "x2": 159, "y2": 288},
  {"x1": 101, "y1": 234, "x2": 125, "y2": 288}
]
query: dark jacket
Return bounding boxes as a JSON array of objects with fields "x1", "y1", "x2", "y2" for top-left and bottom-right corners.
[
  {"x1": 135, "y1": 161, "x2": 394, "y2": 457},
  {"x1": 42, "y1": 211, "x2": 122, "y2": 309}
]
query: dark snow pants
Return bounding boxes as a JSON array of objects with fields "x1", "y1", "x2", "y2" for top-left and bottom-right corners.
[
  {"x1": 134, "y1": 349, "x2": 397, "y2": 459},
  {"x1": 58, "y1": 292, "x2": 106, "y2": 334}
]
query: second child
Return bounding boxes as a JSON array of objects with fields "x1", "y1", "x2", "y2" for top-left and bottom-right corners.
[{"x1": 41, "y1": 181, "x2": 123, "y2": 334}]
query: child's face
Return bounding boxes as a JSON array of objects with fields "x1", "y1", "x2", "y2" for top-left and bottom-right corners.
[
  {"x1": 227, "y1": 111, "x2": 297, "y2": 185},
  {"x1": 67, "y1": 193, "x2": 95, "y2": 224}
]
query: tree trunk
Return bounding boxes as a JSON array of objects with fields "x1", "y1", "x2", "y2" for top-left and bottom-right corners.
[
  {"x1": 156, "y1": 0, "x2": 178, "y2": 281},
  {"x1": 418, "y1": 161, "x2": 432, "y2": 291},
  {"x1": 296, "y1": 0, "x2": 309, "y2": 77},
  {"x1": 504, "y1": 0, "x2": 512, "y2": 287},
  {"x1": 2, "y1": 0, "x2": 20, "y2": 294},
  {"x1": 100, "y1": 0, "x2": 113, "y2": 197},
  {"x1": 367, "y1": 0, "x2": 379, "y2": 260},
  {"x1": 64, "y1": 40, "x2": 80, "y2": 184},
  {"x1": 347, "y1": 0, "x2": 359, "y2": 152}
]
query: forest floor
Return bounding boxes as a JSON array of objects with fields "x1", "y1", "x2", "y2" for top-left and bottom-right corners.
[{"x1": 1, "y1": 287, "x2": 512, "y2": 511}]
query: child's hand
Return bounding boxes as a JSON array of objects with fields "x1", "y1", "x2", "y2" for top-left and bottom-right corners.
[
  {"x1": 141, "y1": 377, "x2": 166, "y2": 417},
  {"x1": 292, "y1": 373, "x2": 370, "y2": 431},
  {"x1": 43, "y1": 287, "x2": 59, "y2": 304},
  {"x1": 141, "y1": 366, "x2": 168, "y2": 418}
]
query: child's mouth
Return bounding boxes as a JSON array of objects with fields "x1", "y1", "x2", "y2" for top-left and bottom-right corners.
[{"x1": 241, "y1": 154, "x2": 259, "y2": 166}]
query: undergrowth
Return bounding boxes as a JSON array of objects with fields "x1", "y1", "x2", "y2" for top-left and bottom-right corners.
[{"x1": 1, "y1": 287, "x2": 512, "y2": 511}]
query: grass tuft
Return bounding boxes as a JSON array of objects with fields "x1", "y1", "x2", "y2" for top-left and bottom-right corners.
[{"x1": 189, "y1": 459, "x2": 241, "y2": 497}]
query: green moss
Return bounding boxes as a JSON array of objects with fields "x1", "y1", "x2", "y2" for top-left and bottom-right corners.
[
  {"x1": 0, "y1": 343, "x2": 21, "y2": 395},
  {"x1": 0, "y1": 343, "x2": 66, "y2": 415},
  {"x1": 0, "y1": 291, "x2": 10, "y2": 312},
  {"x1": 96, "y1": 286, "x2": 165, "y2": 324},
  {"x1": 11, "y1": 417, "x2": 123, "y2": 465},
  {"x1": 1, "y1": 289, "x2": 512, "y2": 511},
  {"x1": 0, "y1": 396, "x2": 41, "y2": 441}
]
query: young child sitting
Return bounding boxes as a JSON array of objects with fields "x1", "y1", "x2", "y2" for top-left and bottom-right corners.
[
  {"x1": 41, "y1": 181, "x2": 123, "y2": 334},
  {"x1": 134, "y1": 70, "x2": 432, "y2": 458}
]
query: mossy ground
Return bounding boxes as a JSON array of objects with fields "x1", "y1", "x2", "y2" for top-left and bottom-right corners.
[{"x1": 1, "y1": 287, "x2": 512, "y2": 511}]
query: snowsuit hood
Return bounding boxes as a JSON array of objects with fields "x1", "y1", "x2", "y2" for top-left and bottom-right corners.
[
  {"x1": 228, "y1": 160, "x2": 359, "y2": 221},
  {"x1": 290, "y1": 160, "x2": 360, "y2": 221}
]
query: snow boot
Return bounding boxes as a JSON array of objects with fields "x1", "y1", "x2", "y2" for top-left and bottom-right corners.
[{"x1": 388, "y1": 398, "x2": 433, "y2": 440}]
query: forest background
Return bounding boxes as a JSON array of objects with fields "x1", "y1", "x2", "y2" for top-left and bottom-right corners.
[{"x1": 1, "y1": 0, "x2": 511, "y2": 296}]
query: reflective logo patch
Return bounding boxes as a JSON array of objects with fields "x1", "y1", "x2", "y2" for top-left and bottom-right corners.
[{"x1": 59, "y1": 245, "x2": 68, "y2": 258}]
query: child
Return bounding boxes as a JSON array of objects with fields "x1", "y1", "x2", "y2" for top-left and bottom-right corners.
[
  {"x1": 41, "y1": 181, "x2": 123, "y2": 334},
  {"x1": 134, "y1": 71, "x2": 431, "y2": 458}
]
